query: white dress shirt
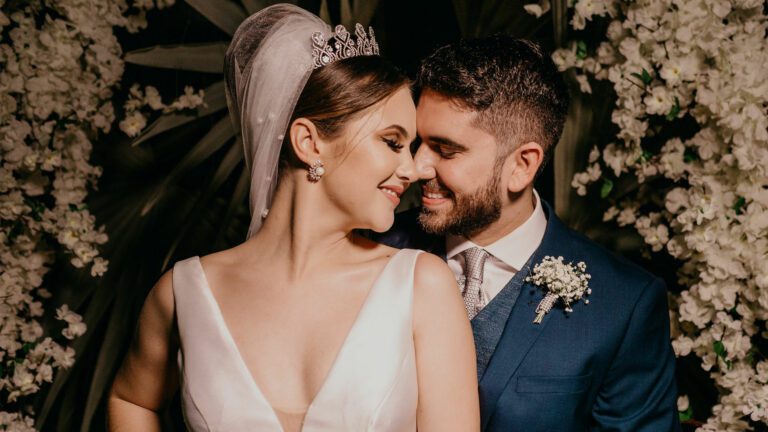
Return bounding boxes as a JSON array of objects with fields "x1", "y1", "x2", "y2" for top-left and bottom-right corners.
[{"x1": 446, "y1": 190, "x2": 547, "y2": 305}]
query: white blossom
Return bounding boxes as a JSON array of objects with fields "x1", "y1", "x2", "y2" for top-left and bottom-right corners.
[
  {"x1": 118, "y1": 111, "x2": 147, "y2": 137},
  {"x1": 523, "y1": 0, "x2": 551, "y2": 18},
  {"x1": 554, "y1": 0, "x2": 768, "y2": 426},
  {"x1": 0, "y1": 0, "x2": 150, "y2": 425}
]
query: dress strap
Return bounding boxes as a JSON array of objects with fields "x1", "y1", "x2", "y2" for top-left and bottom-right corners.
[{"x1": 173, "y1": 257, "x2": 281, "y2": 430}]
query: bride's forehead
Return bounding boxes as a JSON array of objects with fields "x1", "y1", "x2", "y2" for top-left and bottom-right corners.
[
  {"x1": 378, "y1": 89, "x2": 417, "y2": 130},
  {"x1": 341, "y1": 90, "x2": 415, "y2": 135}
]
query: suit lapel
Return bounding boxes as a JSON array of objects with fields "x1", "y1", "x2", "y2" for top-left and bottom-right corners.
[
  {"x1": 479, "y1": 202, "x2": 575, "y2": 430},
  {"x1": 478, "y1": 277, "x2": 553, "y2": 429}
]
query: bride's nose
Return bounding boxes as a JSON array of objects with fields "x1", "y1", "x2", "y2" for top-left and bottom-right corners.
[{"x1": 395, "y1": 153, "x2": 418, "y2": 184}]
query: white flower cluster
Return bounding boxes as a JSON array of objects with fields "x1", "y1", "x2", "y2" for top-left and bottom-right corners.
[
  {"x1": 0, "y1": 0, "x2": 172, "y2": 428},
  {"x1": 119, "y1": 83, "x2": 205, "y2": 137},
  {"x1": 527, "y1": 256, "x2": 592, "y2": 312},
  {"x1": 536, "y1": 0, "x2": 768, "y2": 428}
]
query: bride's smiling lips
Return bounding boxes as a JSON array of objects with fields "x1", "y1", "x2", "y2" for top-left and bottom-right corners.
[{"x1": 379, "y1": 184, "x2": 404, "y2": 206}]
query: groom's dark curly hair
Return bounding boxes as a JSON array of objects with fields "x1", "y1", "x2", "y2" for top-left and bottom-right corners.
[{"x1": 416, "y1": 36, "x2": 569, "y2": 174}]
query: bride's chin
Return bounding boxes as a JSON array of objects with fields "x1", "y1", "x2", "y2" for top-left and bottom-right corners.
[{"x1": 363, "y1": 213, "x2": 395, "y2": 234}]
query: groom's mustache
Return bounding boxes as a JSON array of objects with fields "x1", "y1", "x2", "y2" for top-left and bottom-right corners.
[{"x1": 421, "y1": 179, "x2": 451, "y2": 195}]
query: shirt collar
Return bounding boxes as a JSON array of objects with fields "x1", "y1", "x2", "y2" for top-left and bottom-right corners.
[{"x1": 446, "y1": 189, "x2": 548, "y2": 271}]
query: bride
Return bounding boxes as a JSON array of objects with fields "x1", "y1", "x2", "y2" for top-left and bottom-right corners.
[{"x1": 107, "y1": 4, "x2": 478, "y2": 431}]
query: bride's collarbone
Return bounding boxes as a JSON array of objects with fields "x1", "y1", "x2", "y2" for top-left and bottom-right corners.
[
  {"x1": 200, "y1": 247, "x2": 395, "y2": 297},
  {"x1": 193, "y1": 246, "x2": 402, "y2": 412},
  {"x1": 199, "y1": 253, "x2": 388, "y2": 335}
]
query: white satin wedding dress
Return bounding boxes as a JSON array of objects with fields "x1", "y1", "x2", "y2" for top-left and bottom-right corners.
[{"x1": 172, "y1": 249, "x2": 422, "y2": 431}]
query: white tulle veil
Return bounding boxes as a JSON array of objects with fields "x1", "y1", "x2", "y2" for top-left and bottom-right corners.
[{"x1": 224, "y1": 4, "x2": 331, "y2": 239}]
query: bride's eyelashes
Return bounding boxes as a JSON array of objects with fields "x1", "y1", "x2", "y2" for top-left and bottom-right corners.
[{"x1": 383, "y1": 137, "x2": 405, "y2": 152}]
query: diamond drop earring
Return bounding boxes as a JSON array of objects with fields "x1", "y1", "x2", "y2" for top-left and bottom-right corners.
[{"x1": 307, "y1": 160, "x2": 325, "y2": 182}]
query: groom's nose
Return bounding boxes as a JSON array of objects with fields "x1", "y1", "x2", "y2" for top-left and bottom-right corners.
[{"x1": 413, "y1": 143, "x2": 437, "y2": 180}]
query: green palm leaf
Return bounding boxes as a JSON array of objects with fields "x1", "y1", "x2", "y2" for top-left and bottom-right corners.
[
  {"x1": 319, "y1": 0, "x2": 378, "y2": 28},
  {"x1": 452, "y1": 0, "x2": 542, "y2": 37},
  {"x1": 124, "y1": 43, "x2": 229, "y2": 73},
  {"x1": 140, "y1": 116, "x2": 236, "y2": 216},
  {"x1": 186, "y1": 0, "x2": 248, "y2": 35},
  {"x1": 78, "y1": 285, "x2": 135, "y2": 432},
  {"x1": 342, "y1": 0, "x2": 379, "y2": 28},
  {"x1": 241, "y1": 0, "x2": 296, "y2": 15},
  {"x1": 160, "y1": 140, "x2": 245, "y2": 270},
  {"x1": 36, "y1": 275, "x2": 118, "y2": 428},
  {"x1": 551, "y1": 0, "x2": 567, "y2": 47},
  {"x1": 554, "y1": 80, "x2": 593, "y2": 225},
  {"x1": 133, "y1": 81, "x2": 227, "y2": 146}
]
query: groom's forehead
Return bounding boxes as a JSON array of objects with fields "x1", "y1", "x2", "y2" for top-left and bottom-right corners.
[
  {"x1": 415, "y1": 96, "x2": 498, "y2": 152},
  {"x1": 416, "y1": 91, "x2": 478, "y2": 122},
  {"x1": 417, "y1": 95, "x2": 486, "y2": 138}
]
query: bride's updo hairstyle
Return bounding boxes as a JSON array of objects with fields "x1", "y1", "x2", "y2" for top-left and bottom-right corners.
[
  {"x1": 284, "y1": 56, "x2": 409, "y2": 167},
  {"x1": 224, "y1": 4, "x2": 408, "y2": 238}
]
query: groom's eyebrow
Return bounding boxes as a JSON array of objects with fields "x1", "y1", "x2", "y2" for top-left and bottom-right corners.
[{"x1": 424, "y1": 136, "x2": 468, "y2": 151}]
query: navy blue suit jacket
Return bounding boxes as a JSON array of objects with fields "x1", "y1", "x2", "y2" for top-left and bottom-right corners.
[{"x1": 374, "y1": 201, "x2": 679, "y2": 431}]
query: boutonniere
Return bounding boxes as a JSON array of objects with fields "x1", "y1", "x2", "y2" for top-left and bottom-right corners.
[{"x1": 526, "y1": 256, "x2": 592, "y2": 324}]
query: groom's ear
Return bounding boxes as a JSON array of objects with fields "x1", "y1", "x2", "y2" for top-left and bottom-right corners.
[
  {"x1": 505, "y1": 141, "x2": 544, "y2": 193},
  {"x1": 289, "y1": 117, "x2": 324, "y2": 165}
]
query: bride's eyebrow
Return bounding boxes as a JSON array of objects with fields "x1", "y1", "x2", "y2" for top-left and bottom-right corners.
[{"x1": 380, "y1": 124, "x2": 410, "y2": 140}]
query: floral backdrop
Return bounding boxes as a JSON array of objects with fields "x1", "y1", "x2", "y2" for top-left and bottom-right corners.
[
  {"x1": 0, "y1": 0, "x2": 766, "y2": 430},
  {"x1": 548, "y1": 0, "x2": 768, "y2": 429},
  {"x1": 0, "y1": 0, "x2": 136, "y2": 428}
]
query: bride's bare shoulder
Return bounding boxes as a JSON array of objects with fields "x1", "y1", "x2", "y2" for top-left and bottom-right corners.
[
  {"x1": 197, "y1": 242, "x2": 252, "y2": 271},
  {"x1": 414, "y1": 252, "x2": 454, "y2": 287}
]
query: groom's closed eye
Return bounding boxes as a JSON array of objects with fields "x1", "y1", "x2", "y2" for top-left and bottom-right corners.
[
  {"x1": 434, "y1": 146, "x2": 460, "y2": 158},
  {"x1": 425, "y1": 137, "x2": 467, "y2": 159}
]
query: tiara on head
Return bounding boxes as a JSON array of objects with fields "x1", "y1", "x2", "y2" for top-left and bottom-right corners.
[{"x1": 311, "y1": 23, "x2": 380, "y2": 69}]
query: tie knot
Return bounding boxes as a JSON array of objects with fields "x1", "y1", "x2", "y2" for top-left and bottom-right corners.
[{"x1": 462, "y1": 247, "x2": 489, "y2": 283}]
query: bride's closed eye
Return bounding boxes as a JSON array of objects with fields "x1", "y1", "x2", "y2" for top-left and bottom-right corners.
[{"x1": 383, "y1": 137, "x2": 405, "y2": 152}]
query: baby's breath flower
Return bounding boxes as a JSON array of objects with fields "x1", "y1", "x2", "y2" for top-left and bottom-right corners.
[{"x1": 527, "y1": 256, "x2": 591, "y2": 323}]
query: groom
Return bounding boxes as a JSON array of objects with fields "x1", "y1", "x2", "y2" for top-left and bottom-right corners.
[{"x1": 379, "y1": 36, "x2": 679, "y2": 431}]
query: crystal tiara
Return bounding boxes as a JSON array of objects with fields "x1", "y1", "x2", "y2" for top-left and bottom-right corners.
[{"x1": 311, "y1": 23, "x2": 380, "y2": 69}]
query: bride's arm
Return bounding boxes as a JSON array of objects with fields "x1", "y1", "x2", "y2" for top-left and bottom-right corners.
[
  {"x1": 107, "y1": 271, "x2": 179, "y2": 431},
  {"x1": 413, "y1": 253, "x2": 480, "y2": 431}
]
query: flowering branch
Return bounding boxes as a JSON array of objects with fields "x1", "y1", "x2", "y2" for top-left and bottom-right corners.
[
  {"x1": 530, "y1": 0, "x2": 768, "y2": 428},
  {"x1": 0, "y1": 0, "x2": 174, "y2": 429}
]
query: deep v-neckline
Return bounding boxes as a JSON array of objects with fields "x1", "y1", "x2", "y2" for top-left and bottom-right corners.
[{"x1": 193, "y1": 249, "x2": 405, "y2": 431}]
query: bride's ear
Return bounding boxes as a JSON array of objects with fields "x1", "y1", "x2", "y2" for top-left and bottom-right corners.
[{"x1": 289, "y1": 118, "x2": 323, "y2": 165}]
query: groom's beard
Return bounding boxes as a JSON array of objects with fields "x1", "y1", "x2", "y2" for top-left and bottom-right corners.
[{"x1": 419, "y1": 166, "x2": 502, "y2": 237}]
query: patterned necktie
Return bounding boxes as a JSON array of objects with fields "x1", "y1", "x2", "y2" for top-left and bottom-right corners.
[{"x1": 459, "y1": 247, "x2": 490, "y2": 320}]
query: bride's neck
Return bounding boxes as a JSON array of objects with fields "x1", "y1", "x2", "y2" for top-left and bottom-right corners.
[{"x1": 249, "y1": 174, "x2": 356, "y2": 278}]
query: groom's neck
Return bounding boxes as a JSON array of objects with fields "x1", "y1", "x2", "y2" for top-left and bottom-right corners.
[{"x1": 465, "y1": 187, "x2": 536, "y2": 247}]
